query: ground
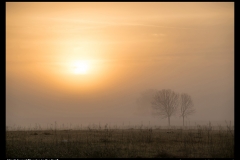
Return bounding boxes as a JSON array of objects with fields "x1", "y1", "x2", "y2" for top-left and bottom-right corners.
[{"x1": 6, "y1": 126, "x2": 234, "y2": 158}]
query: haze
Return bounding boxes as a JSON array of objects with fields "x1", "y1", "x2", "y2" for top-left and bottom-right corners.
[{"x1": 6, "y1": 2, "x2": 234, "y2": 129}]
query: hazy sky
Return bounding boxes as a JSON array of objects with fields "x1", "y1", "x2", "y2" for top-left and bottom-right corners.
[{"x1": 6, "y1": 2, "x2": 234, "y2": 128}]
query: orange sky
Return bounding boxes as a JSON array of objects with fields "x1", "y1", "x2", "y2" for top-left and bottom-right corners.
[{"x1": 6, "y1": 2, "x2": 234, "y2": 128}]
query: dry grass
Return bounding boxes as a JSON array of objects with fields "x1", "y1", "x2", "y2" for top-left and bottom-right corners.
[{"x1": 6, "y1": 125, "x2": 234, "y2": 158}]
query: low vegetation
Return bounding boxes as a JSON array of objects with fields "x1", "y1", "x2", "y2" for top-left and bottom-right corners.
[{"x1": 6, "y1": 124, "x2": 234, "y2": 158}]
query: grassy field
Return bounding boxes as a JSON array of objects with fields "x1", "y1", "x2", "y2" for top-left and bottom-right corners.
[{"x1": 6, "y1": 125, "x2": 234, "y2": 158}]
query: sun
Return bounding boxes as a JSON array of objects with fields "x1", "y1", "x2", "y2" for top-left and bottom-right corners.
[{"x1": 72, "y1": 61, "x2": 89, "y2": 75}]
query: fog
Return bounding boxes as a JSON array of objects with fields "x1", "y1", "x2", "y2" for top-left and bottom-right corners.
[{"x1": 6, "y1": 2, "x2": 234, "y2": 129}]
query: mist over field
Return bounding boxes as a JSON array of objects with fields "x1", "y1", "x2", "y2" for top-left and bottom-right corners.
[{"x1": 6, "y1": 2, "x2": 234, "y2": 130}]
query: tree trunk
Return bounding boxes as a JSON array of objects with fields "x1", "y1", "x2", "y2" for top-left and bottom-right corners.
[
  {"x1": 168, "y1": 116, "x2": 170, "y2": 127},
  {"x1": 183, "y1": 116, "x2": 185, "y2": 127}
]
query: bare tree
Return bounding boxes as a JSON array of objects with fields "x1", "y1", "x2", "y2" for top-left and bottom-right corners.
[
  {"x1": 151, "y1": 89, "x2": 179, "y2": 126},
  {"x1": 136, "y1": 89, "x2": 158, "y2": 115},
  {"x1": 180, "y1": 93, "x2": 195, "y2": 127}
]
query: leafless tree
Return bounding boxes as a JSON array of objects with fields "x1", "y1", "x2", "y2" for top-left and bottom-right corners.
[
  {"x1": 180, "y1": 93, "x2": 195, "y2": 127},
  {"x1": 136, "y1": 89, "x2": 158, "y2": 115},
  {"x1": 151, "y1": 89, "x2": 179, "y2": 126}
]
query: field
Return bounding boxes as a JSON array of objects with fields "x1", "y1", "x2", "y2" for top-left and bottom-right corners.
[{"x1": 6, "y1": 125, "x2": 234, "y2": 158}]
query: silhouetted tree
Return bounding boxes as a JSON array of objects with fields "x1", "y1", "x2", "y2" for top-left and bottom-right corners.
[
  {"x1": 136, "y1": 89, "x2": 158, "y2": 115},
  {"x1": 180, "y1": 93, "x2": 195, "y2": 127},
  {"x1": 151, "y1": 89, "x2": 179, "y2": 126}
]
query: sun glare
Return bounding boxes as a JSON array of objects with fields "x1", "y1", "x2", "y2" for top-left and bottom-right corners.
[{"x1": 72, "y1": 61, "x2": 89, "y2": 75}]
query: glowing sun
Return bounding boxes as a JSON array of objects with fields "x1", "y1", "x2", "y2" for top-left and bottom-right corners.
[{"x1": 72, "y1": 61, "x2": 89, "y2": 75}]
